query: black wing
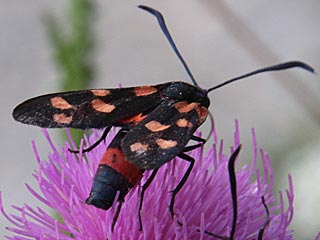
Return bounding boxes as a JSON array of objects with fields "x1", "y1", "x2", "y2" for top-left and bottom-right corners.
[
  {"x1": 121, "y1": 100, "x2": 208, "y2": 169},
  {"x1": 12, "y1": 83, "x2": 171, "y2": 129}
]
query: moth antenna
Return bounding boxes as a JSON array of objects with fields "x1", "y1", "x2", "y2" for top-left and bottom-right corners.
[
  {"x1": 138, "y1": 5, "x2": 198, "y2": 87},
  {"x1": 207, "y1": 61, "x2": 316, "y2": 93}
]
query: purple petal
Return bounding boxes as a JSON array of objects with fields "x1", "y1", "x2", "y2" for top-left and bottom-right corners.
[{"x1": 0, "y1": 122, "x2": 309, "y2": 239}]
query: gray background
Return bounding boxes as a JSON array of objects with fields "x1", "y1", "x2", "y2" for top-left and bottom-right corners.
[{"x1": 1, "y1": 0, "x2": 319, "y2": 239}]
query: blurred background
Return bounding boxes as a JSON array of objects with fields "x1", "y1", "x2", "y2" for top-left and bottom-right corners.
[{"x1": 1, "y1": 0, "x2": 319, "y2": 239}]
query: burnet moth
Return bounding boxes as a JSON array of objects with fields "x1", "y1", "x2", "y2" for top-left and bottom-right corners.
[{"x1": 12, "y1": 5, "x2": 315, "y2": 238}]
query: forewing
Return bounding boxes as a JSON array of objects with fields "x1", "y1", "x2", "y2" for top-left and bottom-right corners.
[
  {"x1": 12, "y1": 84, "x2": 169, "y2": 129},
  {"x1": 121, "y1": 101, "x2": 208, "y2": 169}
]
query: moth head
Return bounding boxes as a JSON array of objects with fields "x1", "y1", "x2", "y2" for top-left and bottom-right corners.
[{"x1": 163, "y1": 82, "x2": 210, "y2": 107}]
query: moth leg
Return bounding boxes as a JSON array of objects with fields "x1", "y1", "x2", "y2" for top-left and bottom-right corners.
[
  {"x1": 190, "y1": 135, "x2": 206, "y2": 144},
  {"x1": 69, "y1": 126, "x2": 112, "y2": 153},
  {"x1": 183, "y1": 144, "x2": 202, "y2": 153},
  {"x1": 111, "y1": 201, "x2": 123, "y2": 232},
  {"x1": 169, "y1": 149, "x2": 235, "y2": 240},
  {"x1": 183, "y1": 135, "x2": 206, "y2": 152},
  {"x1": 258, "y1": 196, "x2": 270, "y2": 240},
  {"x1": 196, "y1": 145, "x2": 242, "y2": 240},
  {"x1": 228, "y1": 145, "x2": 241, "y2": 239},
  {"x1": 138, "y1": 169, "x2": 159, "y2": 231},
  {"x1": 169, "y1": 152, "x2": 195, "y2": 218}
]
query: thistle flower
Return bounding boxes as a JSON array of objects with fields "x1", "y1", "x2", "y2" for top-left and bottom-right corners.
[{"x1": 1, "y1": 121, "x2": 297, "y2": 239}]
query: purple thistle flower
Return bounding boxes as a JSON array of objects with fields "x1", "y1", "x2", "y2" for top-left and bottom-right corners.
[{"x1": 1, "y1": 121, "x2": 297, "y2": 239}]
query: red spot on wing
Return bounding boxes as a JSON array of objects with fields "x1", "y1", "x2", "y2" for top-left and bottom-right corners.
[
  {"x1": 119, "y1": 113, "x2": 147, "y2": 125},
  {"x1": 155, "y1": 139, "x2": 177, "y2": 149},
  {"x1": 130, "y1": 142, "x2": 149, "y2": 154},
  {"x1": 91, "y1": 99, "x2": 115, "y2": 113},
  {"x1": 175, "y1": 102, "x2": 208, "y2": 125},
  {"x1": 196, "y1": 106, "x2": 208, "y2": 124},
  {"x1": 176, "y1": 118, "x2": 193, "y2": 128},
  {"x1": 145, "y1": 120, "x2": 170, "y2": 132},
  {"x1": 134, "y1": 86, "x2": 158, "y2": 96},
  {"x1": 50, "y1": 97, "x2": 73, "y2": 110},
  {"x1": 174, "y1": 102, "x2": 198, "y2": 113},
  {"x1": 91, "y1": 89, "x2": 110, "y2": 97},
  {"x1": 99, "y1": 148, "x2": 143, "y2": 185},
  {"x1": 53, "y1": 113, "x2": 73, "y2": 124}
]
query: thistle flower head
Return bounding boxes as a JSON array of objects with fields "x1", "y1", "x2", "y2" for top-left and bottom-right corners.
[{"x1": 1, "y1": 121, "x2": 297, "y2": 239}]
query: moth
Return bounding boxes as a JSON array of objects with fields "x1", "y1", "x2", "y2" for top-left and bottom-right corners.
[{"x1": 12, "y1": 5, "x2": 315, "y2": 238}]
